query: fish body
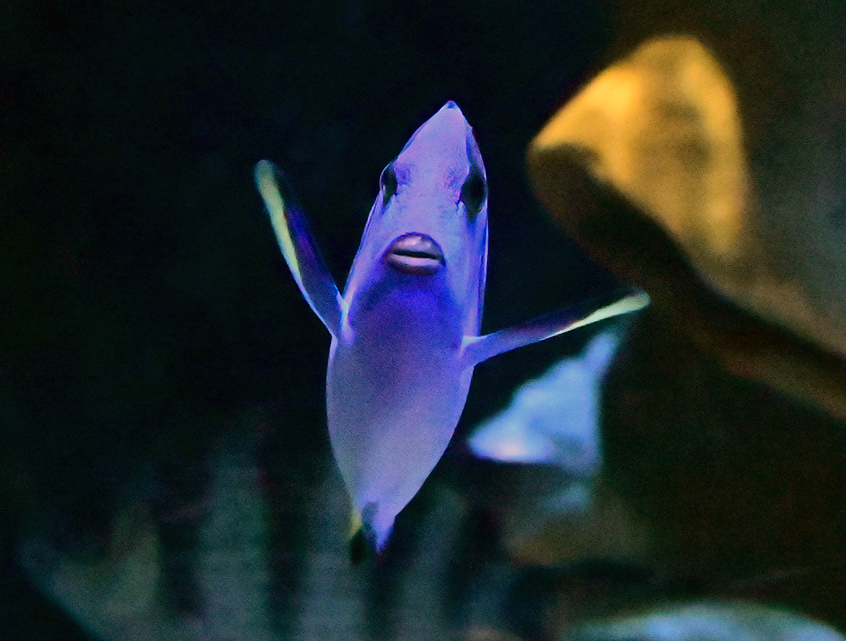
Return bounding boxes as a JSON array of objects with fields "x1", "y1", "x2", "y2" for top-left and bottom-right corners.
[
  {"x1": 327, "y1": 103, "x2": 485, "y2": 546},
  {"x1": 255, "y1": 102, "x2": 647, "y2": 551}
]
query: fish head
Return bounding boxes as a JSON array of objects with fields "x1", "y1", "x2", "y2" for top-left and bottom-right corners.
[{"x1": 345, "y1": 101, "x2": 489, "y2": 335}]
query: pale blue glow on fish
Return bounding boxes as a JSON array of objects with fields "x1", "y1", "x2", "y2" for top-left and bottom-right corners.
[
  {"x1": 255, "y1": 101, "x2": 649, "y2": 552},
  {"x1": 468, "y1": 328, "x2": 622, "y2": 474}
]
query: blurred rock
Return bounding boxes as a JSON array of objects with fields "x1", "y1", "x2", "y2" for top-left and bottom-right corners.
[
  {"x1": 524, "y1": 0, "x2": 846, "y2": 635},
  {"x1": 602, "y1": 314, "x2": 846, "y2": 627},
  {"x1": 527, "y1": 13, "x2": 846, "y2": 419},
  {"x1": 462, "y1": 626, "x2": 523, "y2": 641},
  {"x1": 562, "y1": 601, "x2": 846, "y2": 641}
]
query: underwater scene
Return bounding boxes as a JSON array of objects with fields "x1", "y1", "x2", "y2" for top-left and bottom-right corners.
[{"x1": 3, "y1": 1, "x2": 846, "y2": 639}]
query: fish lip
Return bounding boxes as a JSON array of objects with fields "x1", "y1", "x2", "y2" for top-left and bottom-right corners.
[{"x1": 383, "y1": 233, "x2": 445, "y2": 275}]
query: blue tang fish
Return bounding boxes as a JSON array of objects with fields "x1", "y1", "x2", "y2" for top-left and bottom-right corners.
[{"x1": 255, "y1": 101, "x2": 648, "y2": 552}]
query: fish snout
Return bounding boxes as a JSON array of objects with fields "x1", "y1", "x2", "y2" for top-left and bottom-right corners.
[{"x1": 383, "y1": 233, "x2": 445, "y2": 275}]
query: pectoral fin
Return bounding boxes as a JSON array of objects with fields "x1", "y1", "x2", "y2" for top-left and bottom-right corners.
[
  {"x1": 462, "y1": 289, "x2": 649, "y2": 366},
  {"x1": 255, "y1": 160, "x2": 343, "y2": 337}
]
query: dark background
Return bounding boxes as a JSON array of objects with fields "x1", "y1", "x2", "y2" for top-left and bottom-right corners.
[{"x1": 0, "y1": 1, "x2": 621, "y2": 637}]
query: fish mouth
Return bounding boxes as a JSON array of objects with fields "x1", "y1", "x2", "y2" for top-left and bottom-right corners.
[{"x1": 383, "y1": 233, "x2": 445, "y2": 275}]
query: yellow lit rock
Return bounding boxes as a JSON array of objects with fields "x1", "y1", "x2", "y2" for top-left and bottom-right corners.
[
  {"x1": 527, "y1": 35, "x2": 846, "y2": 419},
  {"x1": 533, "y1": 37, "x2": 749, "y2": 267}
]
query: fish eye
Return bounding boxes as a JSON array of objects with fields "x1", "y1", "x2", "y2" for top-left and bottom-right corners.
[
  {"x1": 380, "y1": 163, "x2": 398, "y2": 204},
  {"x1": 460, "y1": 168, "x2": 487, "y2": 219}
]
